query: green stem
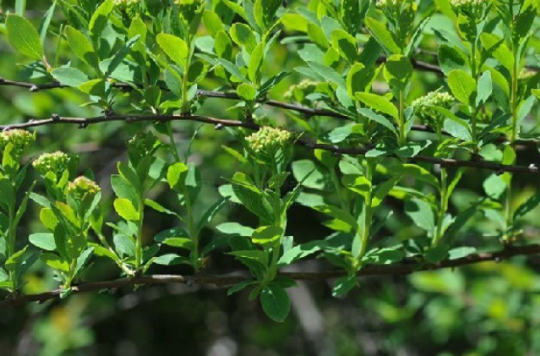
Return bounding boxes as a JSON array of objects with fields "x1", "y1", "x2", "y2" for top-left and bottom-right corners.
[
  {"x1": 181, "y1": 38, "x2": 194, "y2": 114},
  {"x1": 471, "y1": 40, "x2": 478, "y2": 145},
  {"x1": 135, "y1": 198, "x2": 145, "y2": 271},
  {"x1": 398, "y1": 89, "x2": 406, "y2": 146},
  {"x1": 356, "y1": 161, "x2": 373, "y2": 269},
  {"x1": 433, "y1": 168, "x2": 448, "y2": 247},
  {"x1": 503, "y1": 40, "x2": 519, "y2": 243}
]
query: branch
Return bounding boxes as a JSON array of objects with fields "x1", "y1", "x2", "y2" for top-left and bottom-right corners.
[
  {"x1": 1, "y1": 80, "x2": 534, "y2": 146},
  {"x1": 2, "y1": 243, "x2": 540, "y2": 309},
  {"x1": 1, "y1": 113, "x2": 537, "y2": 175}
]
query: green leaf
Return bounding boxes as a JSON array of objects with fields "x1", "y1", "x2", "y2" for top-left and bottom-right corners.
[
  {"x1": 41, "y1": 253, "x2": 69, "y2": 273},
  {"x1": 214, "y1": 30, "x2": 233, "y2": 59},
  {"x1": 405, "y1": 198, "x2": 435, "y2": 235},
  {"x1": 291, "y1": 160, "x2": 327, "y2": 190},
  {"x1": 196, "y1": 197, "x2": 229, "y2": 234},
  {"x1": 424, "y1": 244, "x2": 449, "y2": 263},
  {"x1": 254, "y1": 0, "x2": 281, "y2": 30},
  {"x1": 332, "y1": 275, "x2": 358, "y2": 298},
  {"x1": 216, "y1": 58, "x2": 249, "y2": 82},
  {"x1": 307, "y1": 23, "x2": 330, "y2": 49},
  {"x1": 476, "y1": 71, "x2": 492, "y2": 106},
  {"x1": 342, "y1": 174, "x2": 372, "y2": 198},
  {"x1": 514, "y1": 192, "x2": 540, "y2": 220},
  {"x1": 66, "y1": 26, "x2": 99, "y2": 68},
  {"x1": 438, "y1": 44, "x2": 468, "y2": 74},
  {"x1": 251, "y1": 225, "x2": 283, "y2": 245},
  {"x1": 260, "y1": 284, "x2": 291, "y2": 322},
  {"x1": 365, "y1": 17, "x2": 399, "y2": 54},
  {"x1": 449, "y1": 246, "x2": 476, "y2": 260},
  {"x1": 483, "y1": 173, "x2": 506, "y2": 199},
  {"x1": 216, "y1": 222, "x2": 254, "y2": 237},
  {"x1": 167, "y1": 162, "x2": 189, "y2": 191},
  {"x1": 383, "y1": 54, "x2": 413, "y2": 89},
  {"x1": 306, "y1": 61, "x2": 346, "y2": 89},
  {"x1": 114, "y1": 235, "x2": 136, "y2": 258},
  {"x1": 358, "y1": 108, "x2": 397, "y2": 134},
  {"x1": 153, "y1": 254, "x2": 191, "y2": 266},
  {"x1": 448, "y1": 69, "x2": 476, "y2": 106},
  {"x1": 6, "y1": 14, "x2": 44, "y2": 60},
  {"x1": 89, "y1": 0, "x2": 114, "y2": 39},
  {"x1": 114, "y1": 198, "x2": 140, "y2": 222},
  {"x1": 331, "y1": 29, "x2": 357, "y2": 63},
  {"x1": 51, "y1": 67, "x2": 89, "y2": 88},
  {"x1": 230, "y1": 23, "x2": 257, "y2": 54},
  {"x1": 157, "y1": 33, "x2": 189, "y2": 69},
  {"x1": 278, "y1": 240, "x2": 326, "y2": 266},
  {"x1": 237, "y1": 83, "x2": 257, "y2": 101},
  {"x1": 356, "y1": 92, "x2": 398, "y2": 118},
  {"x1": 29, "y1": 233, "x2": 56, "y2": 251}
]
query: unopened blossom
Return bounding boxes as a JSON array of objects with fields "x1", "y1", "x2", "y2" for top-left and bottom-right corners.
[
  {"x1": 67, "y1": 176, "x2": 101, "y2": 200},
  {"x1": 284, "y1": 80, "x2": 319, "y2": 100},
  {"x1": 412, "y1": 91, "x2": 455, "y2": 119},
  {"x1": 33, "y1": 151, "x2": 71, "y2": 177},
  {"x1": 246, "y1": 127, "x2": 292, "y2": 155},
  {"x1": 0, "y1": 129, "x2": 35, "y2": 158},
  {"x1": 113, "y1": 0, "x2": 138, "y2": 7}
]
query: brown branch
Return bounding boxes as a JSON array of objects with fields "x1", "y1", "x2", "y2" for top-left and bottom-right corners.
[
  {"x1": 2, "y1": 244, "x2": 540, "y2": 309},
  {"x1": 1, "y1": 113, "x2": 538, "y2": 175},
  {"x1": 1, "y1": 80, "x2": 535, "y2": 146}
]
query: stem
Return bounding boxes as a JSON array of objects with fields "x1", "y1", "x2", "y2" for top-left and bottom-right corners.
[
  {"x1": 504, "y1": 39, "x2": 520, "y2": 243},
  {"x1": 135, "y1": 198, "x2": 144, "y2": 271},
  {"x1": 330, "y1": 169, "x2": 348, "y2": 211},
  {"x1": 398, "y1": 89, "x2": 406, "y2": 146},
  {"x1": 356, "y1": 161, "x2": 373, "y2": 269},
  {"x1": 433, "y1": 168, "x2": 448, "y2": 247},
  {"x1": 470, "y1": 40, "x2": 478, "y2": 145},
  {"x1": 166, "y1": 122, "x2": 181, "y2": 162},
  {"x1": 181, "y1": 38, "x2": 194, "y2": 114}
]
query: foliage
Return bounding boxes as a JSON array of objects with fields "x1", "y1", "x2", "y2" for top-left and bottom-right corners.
[{"x1": 0, "y1": 0, "x2": 539, "y2": 334}]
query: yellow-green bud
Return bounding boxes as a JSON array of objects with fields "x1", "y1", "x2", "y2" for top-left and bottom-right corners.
[
  {"x1": 412, "y1": 91, "x2": 454, "y2": 120},
  {"x1": 113, "y1": 0, "x2": 138, "y2": 8},
  {"x1": 33, "y1": 151, "x2": 71, "y2": 177},
  {"x1": 0, "y1": 129, "x2": 35, "y2": 158},
  {"x1": 246, "y1": 127, "x2": 292, "y2": 155},
  {"x1": 67, "y1": 176, "x2": 101, "y2": 200}
]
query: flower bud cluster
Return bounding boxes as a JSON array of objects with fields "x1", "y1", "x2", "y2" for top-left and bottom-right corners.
[
  {"x1": 284, "y1": 80, "x2": 319, "y2": 101},
  {"x1": 33, "y1": 151, "x2": 71, "y2": 177},
  {"x1": 0, "y1": 129, "x2": 35, "y2": 158},
  {"x1": 113, "y1": 0, "x2": 138, "y2": 8},
  {"x1": 246, "y1": 127, "x2": 292, "y2": 155},
  {"x1": 67, "y1": 176, "x2": 101, "y2": 200},
  {"x1": 0, "y1": 130, "x2": 36, "y2": 159},
  {"x1": 412, "y1": 91, "x2": 454, "y2": 119}
]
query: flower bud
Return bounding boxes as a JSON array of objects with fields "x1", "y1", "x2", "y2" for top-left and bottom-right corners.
[
  {"x1": 412, "y1": 91, "x2": 454, "y2": 120},
  {"x1": 33, "y1": 151, "x2": 71, "y2": 177},
  {"x1": 113, "y1": 0, "x2": 139, "y2": 8},
  {"x1": 246, "y1": 127, "x2": 292, "y2": 156},
  {"x1": 67, "y1": 176, "x2": 101, "y2": 201},
  {"x1": 0, "y1": 129, "x2": 35, "y2": 159}
]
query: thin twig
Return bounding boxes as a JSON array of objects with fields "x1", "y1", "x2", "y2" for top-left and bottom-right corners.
[
  {"x1": 1, "y1": 113, "x2": 537, "y2": 175},
  {"x1": 2, "y1": 243, "x2": 540, "y2": 309},
  {"x1": 1, "y1": 80, "x2": 535, "y2": 146}
]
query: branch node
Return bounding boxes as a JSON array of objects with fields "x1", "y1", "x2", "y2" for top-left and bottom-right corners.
[
  {"x1": 0, "y1": 77, "x2": 5, "y2": 84},
  {"x1": 78, "y1": 122, "x2": 88, "y2": 129},
  {"x1": 51, "y1": 114, "x2": 60, "y2": 122},
  {"x1": 215, "y1": 123, "x2": 224, "y2": 130},
  {"x1": 529, "y1": 164, "x2": 538, "y2": 173},
  {"x1": 125, "y1": 116, "x2": 135, "y2": 123},
  {"x1": 29, "y1": 85, "x2": 39, "y2": 92}
]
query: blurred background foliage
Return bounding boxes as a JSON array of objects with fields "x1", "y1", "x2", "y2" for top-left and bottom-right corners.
[{"x1": 0, "y1": 0, "x2": 540, "y2": 355}]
